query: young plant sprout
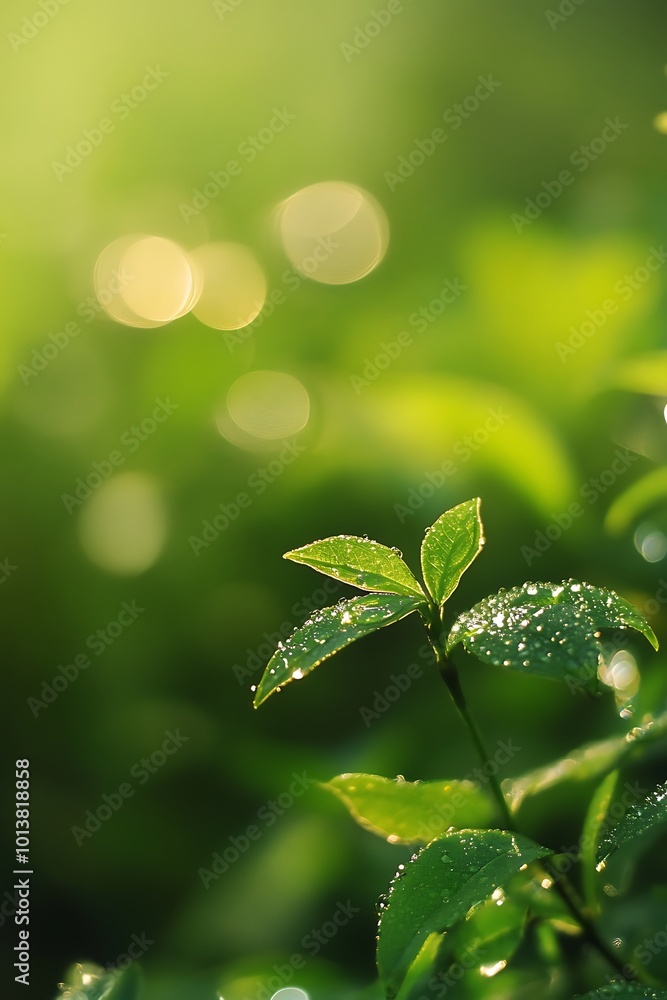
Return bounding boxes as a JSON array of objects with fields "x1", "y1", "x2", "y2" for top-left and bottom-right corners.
[{"x1": 255, "y1": 499, "x2": 666, "y2": 1000}]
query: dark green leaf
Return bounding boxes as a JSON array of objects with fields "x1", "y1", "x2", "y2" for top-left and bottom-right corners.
[
  {"x1": 597, "y1": 780, "x2": 667, "y2": 866},
  {"x1": 376, "y1": 829, "x2": 549, "y2": 998},
  {"x1": 253, "y1": 594, "x2": 423, "y2": 707},
  {"x1": 581, "y1": 770, "x2": 618, "y2": 913},
  {"x1": 447, "y1": 580, "x2": 658, "y2": 695},
  {"x1": 323, "y1": 774, "x2": 494, "y2": 844},
  {"x1": 284, "y1": 535, "x2": 425, "y2": 599},
  {"x1": 421, "y1": 498, "x2": 484, "y2": 606},
  {"x1": 575, "y1": 985, "x2": 667, "y2": 1000}
]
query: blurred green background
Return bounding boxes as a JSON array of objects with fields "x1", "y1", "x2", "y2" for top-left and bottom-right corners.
[{"x1": 2, "y1": 0, "x2": 667, "y2": 997}]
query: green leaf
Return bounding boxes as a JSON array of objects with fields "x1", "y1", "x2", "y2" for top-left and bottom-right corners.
[
  {"x1": 581, "y1": 770, "x2": 618, "y2": 914},
  {"x1": 449, "y1": 892, "x2": 527, "y2": 976},
  {"x1": 505, "y1": 709, "x2": 667, "y2": 811},
  {"x1": 323, "y1": 774, "x2": 495, "y2": 844},
  {"x1": 597, "y1": 780, "x2": 667, "y2": 866},
  {"x1": 421, "y1": 498, "x2": 484, "y2": 606},
  {"x1": 284, "y1": 535, "x2": 425, "y2": 599},
  {"x1": 447, "y1": 580, "x2": 658, "y2": 695},
  {"x1": 575, "y1": 985, "x2": 667, "y2": 1000},
  {"x1": 253, "y1": 594, "x2": 423, "y2": 708},
  {"x1": 376, "y1": 829, "x2": 549, "y2": 998}
]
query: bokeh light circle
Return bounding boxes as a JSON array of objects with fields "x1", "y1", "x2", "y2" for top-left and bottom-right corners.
[
  {"x1": 119, "y1": 236, "x2": 197, "y2": 322},
  {"x1": 94, "y1": 235, "x2": 199, "y2": 327},
  {"x1": 191, "y1": 242, "x2": 266, "y2": 330},
  {"x1": 226, "y1": 371, "x2": 310, "y2": 440},
  {"x1": 277, "y1": 181, "x2": 389, "y2": 284},
  {"x1": 78, "y1": 472, "x2": 167, "y2": 575}
]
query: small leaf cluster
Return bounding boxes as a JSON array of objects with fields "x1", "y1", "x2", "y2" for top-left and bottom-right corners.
[{"x1": 255, "y1": 499, "x2": 664, "y2": 1000}]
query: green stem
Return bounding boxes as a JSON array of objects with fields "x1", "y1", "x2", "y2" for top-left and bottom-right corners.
[{"x1": 425, "y1": 615, "x2": 644, "y2": 984}]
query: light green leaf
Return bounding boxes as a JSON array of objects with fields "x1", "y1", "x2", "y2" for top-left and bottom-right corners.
[
  {"x1": 284, "y1": 535, "x2": 425, "y2": 599},
  {"x1": 376, "y1": 829, "x2": 549, "y2": 998},
  {"x1": 607, "y1": 351, "x2": 667, "y2": 396},
  {"x1": 581, "y1": 770, "x2": 618, "y2": 913},
  {"x1": 420, "y1": 498, "x2": 484, "y2": 606},
  {"x1": 575, "y1": 985, "x2": 667, "y2": 1000},
  {"x1": 505, "y1": 710, "x2": 667, "y2": 811},
  {"x1": 597, "y1": 780, "x2": 667, "y2": 866},
  {"x1": 253, "y1": 594, "x2": 423, "y2": 708},
  {"x1": 447, "y1": 580, "x2": 658, "y2": 695},
  {"x1": 323, "y1": 774, "x2": 494, "y2": 844}
]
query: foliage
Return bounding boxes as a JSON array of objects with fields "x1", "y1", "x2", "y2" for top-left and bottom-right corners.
[{"x1": 255, "y1": 499, "x2": 664, "y2": 1000}]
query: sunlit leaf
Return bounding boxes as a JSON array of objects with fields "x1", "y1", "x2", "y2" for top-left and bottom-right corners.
[
  {"x1": 581, "y1": 770, "x2": 618, "y2": 913},
  {"x1": 447, "y1": 580, "x2": 658, "y2": 695},
  {"x1": 323, "y1": 774, "x2": 494, "y2": 844},
  {"x1": 597, "y1": 780, "x2": 667, "y2": 866},
  {"x1": 284, "y1": 535, "x2": 425, "y2": 599},
  {"x1": 376, "y1": 829, "x2": 549, "y2": 998},
  {"x1": 420, "y1": 498, "x2": 484, "y2": 606},
  {"x1": 253, "y1": 594, "x2": 423, "y2": 707}
]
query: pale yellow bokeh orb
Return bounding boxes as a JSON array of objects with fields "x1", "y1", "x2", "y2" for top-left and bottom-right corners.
[
  {"x1": 277, "y1": 181, "x2": 389, "y2": 284},
  {"x1": 191, "y1": 242, "x2": 266, "y2": 330},
  {"x1": 119, "y1": 236, "x2": 198, "y2": 323},
  {"x1": 226, "y1": 370, "x2": 310, "y2": 440},
  {"x1": 78, "y1": 472, "x2": 167, "y2": 575},
  {"x1": 653, "y1": 111, "x2": 667, "y2": 134},
  {"x1": 94, "y1": 235, "x2": 198, "y2": 327}
]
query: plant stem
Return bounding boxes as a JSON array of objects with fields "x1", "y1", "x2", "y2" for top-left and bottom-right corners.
[{"x1": 426, "y1": 617, "x2": 644, "y2": 984}]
